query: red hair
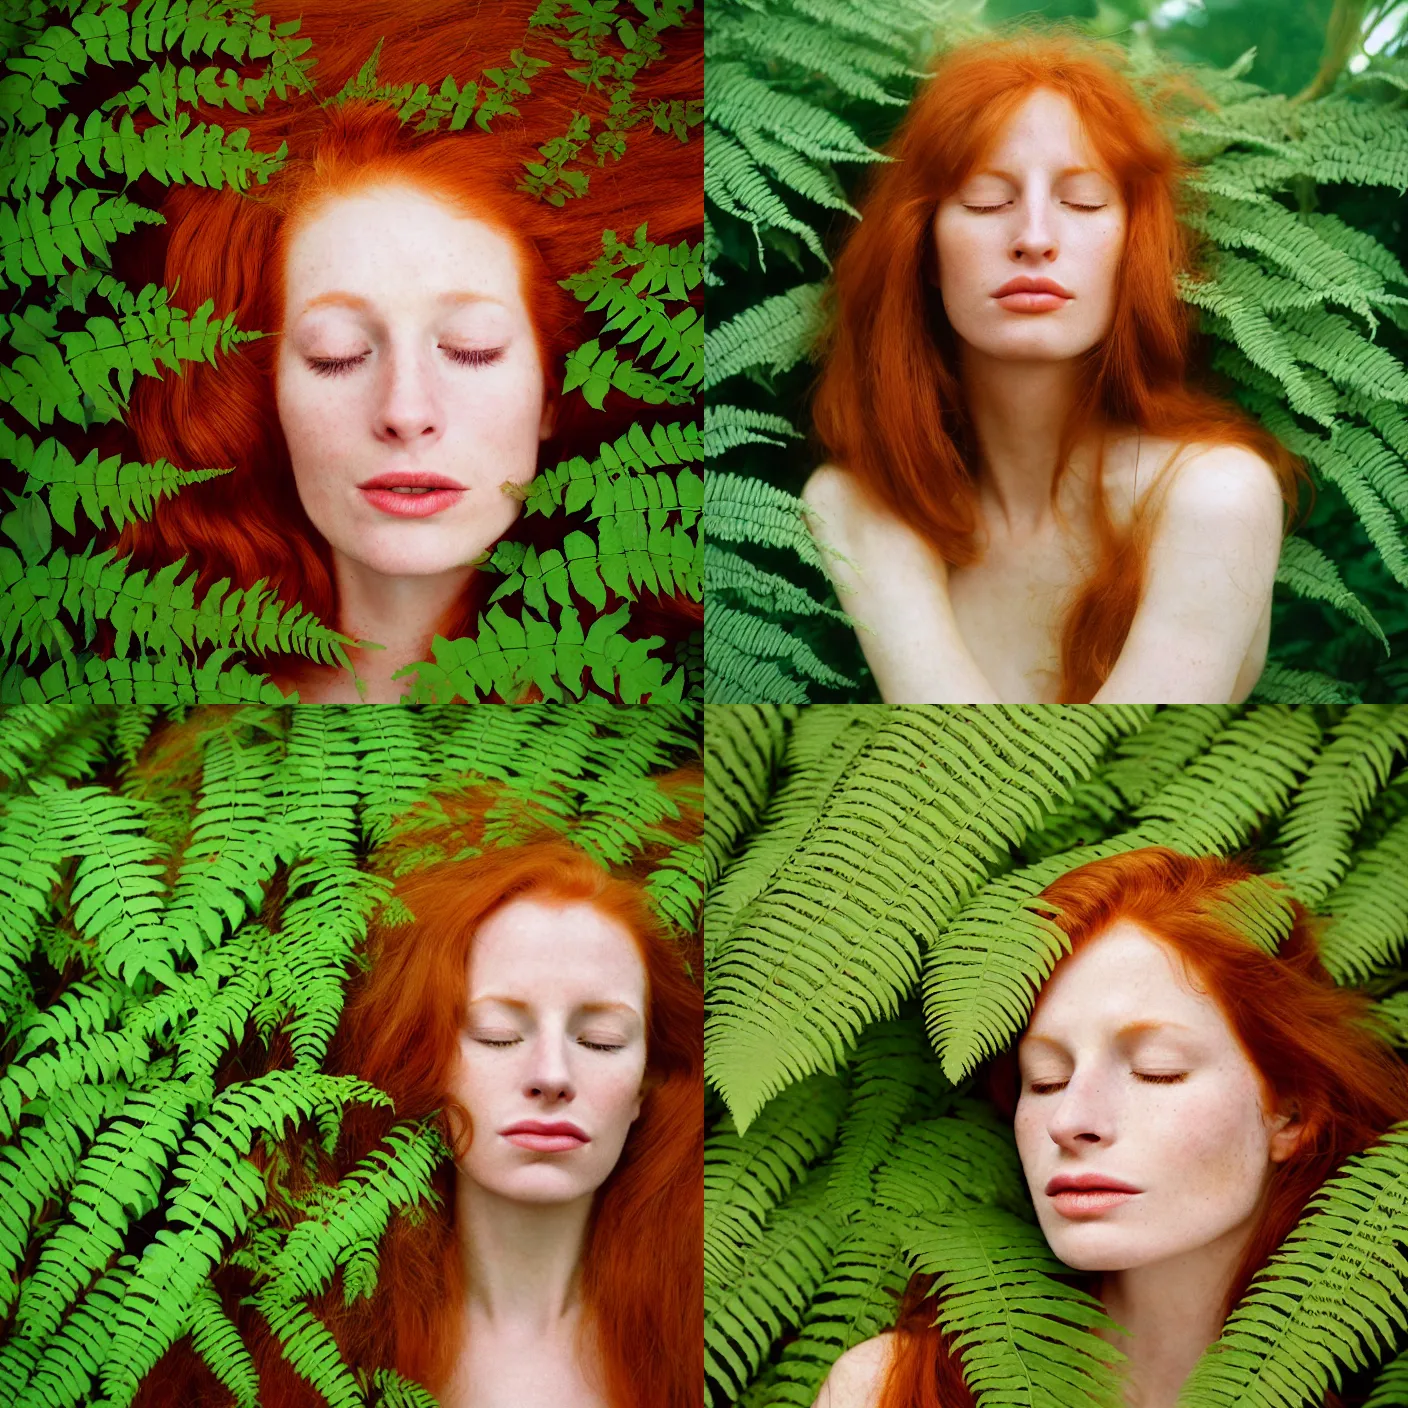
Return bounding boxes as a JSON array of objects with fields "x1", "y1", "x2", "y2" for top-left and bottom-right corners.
[
  {"x1": 135, "y1": 839, "x2": 703, "y2": 1408},
  {"x1": 809, "y1": 31, "x2": 1300, "y2": 702},
  {"x1": 103, "y1": 0, "x2": 702, "y2": 676},
  {"x1": 883, "y1": 846, "x2": 1408, "y2": 1408}
]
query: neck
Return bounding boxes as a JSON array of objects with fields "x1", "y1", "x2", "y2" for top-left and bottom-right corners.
[
  {"x1": 1098, "y1": 1221, "x2": 1250, "y2": 1408},
  {"x1": 286, "y1": 554, "x2": 474, "y2": 703},
  {"x1": 457, "y1": 1175, "x2": 594, "y2": 1333},
  {"x1": 959, "y1": 341, "x2": 1092, "y2": 536}
]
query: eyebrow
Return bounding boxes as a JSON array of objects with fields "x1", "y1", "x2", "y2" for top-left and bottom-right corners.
[
  {"x1": 298, "y1": 289, "x2": 505, "y2": 316},
  {"x1": 468, "y1": 996, "x2": 642, "y2": 1019},
  {"x1": 969, "y1": 165, "x2": 1106, "y2": 182},
  {"x1": 1021, "y1": 1019, "x2": 1196, "y2": 1051}
]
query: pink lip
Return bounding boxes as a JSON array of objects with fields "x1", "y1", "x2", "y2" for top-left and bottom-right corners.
[
  {"x1": 357, "y1": 471, "x2": 466, "y2": 519},
  {"x1": 500, "y1": 1121, "x2": 589, "y2": 1154},
  {"x1": 1046, "y1": 1172, "x2": 1141, "y2": 1217},
  {"x1": 993, "y1": 276, "x2": 1073, "y2": 313}
]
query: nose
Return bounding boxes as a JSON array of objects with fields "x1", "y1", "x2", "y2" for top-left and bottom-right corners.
[
  {"x1": 525, "y1": 1036, "x2": 575, "y2": 1105},
  {"x1": 1045, "y1": 1069, "x2": 1116, "y2": 1151},
  {"x1": 1011, "y1": 191, "x2": 1058, "y2": 264},
  {"x1": 375, "y1": 342, "x2": 441, "y2": 445}
]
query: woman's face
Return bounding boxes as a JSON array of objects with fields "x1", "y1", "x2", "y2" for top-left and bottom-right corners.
[
  {"x1": 933, "y1": 88, "x2": 1127, "y2": 364},
  {"x1": 1014, "y1": 920, "x2": 1300, "y2": 1274},
  {"x1": 276, "y1": 183, "x2": 552, "y2": 581},
  {"x1": 448, "y1": 895, "x2": 648, "y2": 1206}
]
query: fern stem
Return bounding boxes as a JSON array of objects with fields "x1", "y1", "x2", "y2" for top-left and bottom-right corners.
[{"x1": 1293, "y1": 0, "x2": 1369, "y2": 103}]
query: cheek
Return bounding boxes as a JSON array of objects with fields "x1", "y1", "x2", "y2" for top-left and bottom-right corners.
[
  {"x1": 1150, "y1": 1079, "x2": 1272, "y2": 1208},
  {"x1": 594, "y1": 1058, "x2": 646, "y2": 1127}
]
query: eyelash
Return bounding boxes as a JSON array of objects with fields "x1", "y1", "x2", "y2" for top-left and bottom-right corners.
[
  {"x1": 473, "y1": 1037, "x2": 626, "y2": 1053},
  {"x1": 962, "y1": 202, "x2": 1106, "y2": 213},
  {"x1": 1027, "y1": 1072, "x2": 1188, "y2": 1094},
  {"x1": 308, "y1": 346, "x2": 505, "y2": 378}
]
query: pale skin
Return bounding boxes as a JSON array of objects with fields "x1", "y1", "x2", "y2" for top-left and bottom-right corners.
[
  {"x1": 811, "y1": 922, "x2": 1303, "y2": 1408},
  {"x1": 801, "y1": 89, "x2": 1284, "y2": 704},
  {"x1": 436, "y1": 898, "x2": 648, "y2": 1408},
  {"x1": 270, "y1": 183, "x2": 554, "y2": 703}
]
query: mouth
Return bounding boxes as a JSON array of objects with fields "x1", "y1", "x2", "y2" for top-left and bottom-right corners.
[
  {"x1": 992, "y1": 277, "x2": 1073, "y2": 314},
  {"x1": 500, "y1": 1120, "x2": 590, "y2": 1154},
  {"x1": 1045, "y1": 1173, "x2": 1141, "y2": 1217},
  {"x1": 357, "y1": 472, "x2": 466, "y2": 519}
]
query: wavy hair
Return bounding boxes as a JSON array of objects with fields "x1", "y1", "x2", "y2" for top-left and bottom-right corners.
[
  {"x1": 809, "y1": 32, "x2": 1300, "y2": 702},
  {"x1": 107, "y1": 0, "x2": 702, "y2": 664},
  {"x1": 882, "y1": 846, "x2": 1408, "y2": 1408},
  {"x1": 135, "y1": 833, "x2": 703, "y2": 1408}
]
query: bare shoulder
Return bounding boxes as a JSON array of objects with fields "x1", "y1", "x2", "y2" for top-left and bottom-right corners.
[
  {"x1": 812, "y1": 1334, "x2": 898, "y2": 1408},
  {"x1": 800, "y1": 463, "x2": 902, "y2": 562},
  {"x1": 1164, "y1": 441, "x2": 1284, "y2": 521},
  {"x1": 1124, "y1": 438, "x2": 1284, "y2": 551},
  {"x1": 801, "y1": 462, "x2": 869, "y2": 520}
]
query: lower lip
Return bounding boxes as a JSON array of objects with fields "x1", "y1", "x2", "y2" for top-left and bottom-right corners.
[
  {"x1": 359, "y1": 487, "x2": 465, "y2": 518},
  {"x1": 504, "y1": 1132, "x2": 588, "y2": 1153},
  {"x1": 1051, "y1": 1189, "x2": 1138, "y2": 1217},
  {"x1": 996, "y1": 292, "x2": 1071, "y2": 312}
]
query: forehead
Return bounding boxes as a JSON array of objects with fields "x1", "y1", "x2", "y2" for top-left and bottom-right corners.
[
  {"x1": 1024, "y1": 919, "x2": 1227, "y2": 1042},
  {"x1": 282, "y1": 182, "x2": 527, "y2": 317},
  {"x1": 969, "y1": 87, "x2": 1106, "y2": 177},
  {"x1": 467, "y1": 895, "x2": 647, "y2": 1007}
]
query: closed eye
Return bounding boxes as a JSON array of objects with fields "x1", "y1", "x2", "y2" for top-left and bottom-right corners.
[
  {"x1": 472, "y1": 1036, "x2": 520, "y2": 1048},
  {"x1": 580, "y1": 1039, "x2": 626, "y2": 1053},
  {"x1": 1135, "y1": 1072, "x2": 1188, "y2": 1084},
  {"x1": 961, "y1": 202, "x2": 1106, "y2": 212},
  {"x1": 307, "y1": 346, "x2": 506, "y2": 378}
]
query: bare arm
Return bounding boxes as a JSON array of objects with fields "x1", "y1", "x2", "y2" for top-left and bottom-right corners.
[
  {"x1": 812, "y1": 1335, "x2": 898, "y2": 1408},
  {"x1": 1091, "y1": 445, "x2": 1283, "y2": 704},
  {"x1": 800, "y1": 466, "x2": 1003, "y2": 703}
]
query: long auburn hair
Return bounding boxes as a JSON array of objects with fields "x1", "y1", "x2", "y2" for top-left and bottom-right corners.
[
  {"x1": 882, "y1": 846, "x2": 1408, "y2": 1408},
  {"x1": 135, "y1": 835, "x2": 703, "y2": 1408},
  {"x1": 809, "y1": 32, "x2": 1301, "y2": 702},
  {"x1": 104, "y1": 0, "x2": 701, "y2": 673}
]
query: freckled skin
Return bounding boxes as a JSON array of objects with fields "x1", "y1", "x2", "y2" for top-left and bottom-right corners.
[
  {"x1": 1014, "y1": 921, "x2": 1295, "y2": 1273},
  {"x1": 275, "y1": 184, "x2": 553, "y2": 582},
  {"x1": 446, "y1": 897, "x2": 647, "y2": 1206}
]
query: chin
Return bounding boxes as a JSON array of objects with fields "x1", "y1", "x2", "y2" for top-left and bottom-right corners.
[
  {"x1": 473, "y1": 1168, "x2": 606, "y2": 1205},
  {"x1": 967, "y1": 327, "x2": 1103, "y2": 362},
  {"x1": 1042, "y1": 1224, "x2": 1151, "y2": 1274}
]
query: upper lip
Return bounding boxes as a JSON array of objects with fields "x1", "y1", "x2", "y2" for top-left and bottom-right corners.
[
  {"x1": 358, "y1": 471, "x2": 465, "y2": 490},
  {"x1": 994, "y1": 276, "x2": 1073, "y2": 298},
  {"x1": 500, "y1": 1120, "x2": 589, "y2": 1139},
  {"x1": 1045, "y1": 1173, "x2": 1141, "y2": 1195}
]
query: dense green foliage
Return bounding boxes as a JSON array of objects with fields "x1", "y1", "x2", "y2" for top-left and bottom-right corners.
[
  {"x1": 705, "y1": 703, "x2": 1408, "y2": 1407},
  {"x1": 0, "y1": 0, "x2": 702, "y2": 706},
  {"x1": 703, "y1": 0, "x2": 1408, "y2": 704},
  {"x1": 0, "y1": 700, "x2": 702, "y2": 1407}
]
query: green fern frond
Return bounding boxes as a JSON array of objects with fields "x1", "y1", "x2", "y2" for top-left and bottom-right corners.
[
  {"x1": 706, "y1": 1171, "x2": 842, "y2": 1406},
  {"x1": 705, "y1": 1073, "x2": 846, "y2": 1290},
  {"x1": 402, "y1": 602, "x2": 680, "y2": 705},
  {"x1": 1274, "y1": 536, "x2": 1388, "y2": 650},
  {"x1": 707, "y1": 707, "x2": 1147, "y2": 1128},
  {"x1": 1317, "y1": 812, "x2": 1408, "y2": 982},
  {"x1": 909, "y1": 1206, "x2": 1125, "y2": 1408},
  {"x1": 1273, "y1": 706, "x2": 1408, "y2": 906},
  {"x1": 703, "y1": 282, "x2": 824, "y2": 389}
]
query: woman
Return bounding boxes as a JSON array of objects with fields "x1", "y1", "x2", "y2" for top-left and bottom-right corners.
[
  {"x1": 813, "y1": 847, "x2": 1408, "y2": 1408},
  {"x1": 114, "y1": 0, "x2": 701, "y2": 702},
  {"x1": 135, "y1": 837, "x2": 703, "y2": 1407},
  {"x1": 804, "y1": 33, "x2": 1299, "y2": 705}
]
